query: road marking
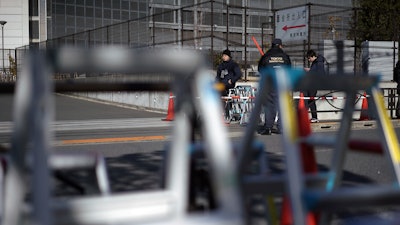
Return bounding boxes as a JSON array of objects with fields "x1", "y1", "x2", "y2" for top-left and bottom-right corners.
[
  {"x1": 60, "y1": 135, "x2": 166, "y2": 145},
  {"x1": 57, "y1": 131, "x2": 245, "y2": 146},
  {"x1": 0, "y1": 118, "x2": 172, "y2": 134}
]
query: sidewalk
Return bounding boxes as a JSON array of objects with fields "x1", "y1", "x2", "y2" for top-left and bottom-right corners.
[
  {"x1": 229, "y1": 118, "x2": 400, "y2": 132},
  {"x1": 310, "y1": 119, "x2": 400, "y2": 132}
]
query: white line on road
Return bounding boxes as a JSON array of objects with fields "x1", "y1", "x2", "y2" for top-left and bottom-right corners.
[{"x1": 0, "y1": 117, "x2": 172, "y2": 134}]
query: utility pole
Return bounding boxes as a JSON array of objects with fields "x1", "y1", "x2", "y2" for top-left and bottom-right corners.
[{"x1": 0, "y1": 21, "x2": 7, "y2": 73}]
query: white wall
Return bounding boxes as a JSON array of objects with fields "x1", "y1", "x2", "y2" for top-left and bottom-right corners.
[
  {"x1": 362, "y1": 41, "x2": 399, "y2": 81},
  {"x1": 0, "y1": 0, "x2": 29, "y2": 49},
  {"x1": 321, "y1": 40, "x2": 355, "y2": 75}
]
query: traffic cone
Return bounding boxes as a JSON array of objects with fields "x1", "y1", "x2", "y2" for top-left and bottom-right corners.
[
  {"x1": 280, "y1": 197, "x2": 317, "y2": 225},
  {"x1": 358, "y1": 92, "x2": 369, "y2": 121},
  {"x1": 162, "y1": 93, "x2": 174, "y2": 121},
  {"x1": 298, "y1": 92, "x2": 306, "y2": 109},
  {"x1": 279, "y1": 92, "x2": 318, "y2": 225},
  {"x1": 297, "y1": 92, "x2": 317, "y2": 173}
]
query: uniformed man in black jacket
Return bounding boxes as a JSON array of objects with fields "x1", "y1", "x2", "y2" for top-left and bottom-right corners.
[{"x1": 257, "y1": 38, "x2": 291, "y2": 135}]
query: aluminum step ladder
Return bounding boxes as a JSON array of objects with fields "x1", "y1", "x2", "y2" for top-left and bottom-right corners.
[
  {"x1": 237, "y1": 64, "x2": 400, "y2": 225},
  {"x1": 2, "y1": 47, "x2": 244, "y2": 225}
]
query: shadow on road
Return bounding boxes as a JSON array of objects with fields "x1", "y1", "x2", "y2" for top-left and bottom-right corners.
[{"x1": 51, "y1": 150, "x2": 400, "y2": 224}]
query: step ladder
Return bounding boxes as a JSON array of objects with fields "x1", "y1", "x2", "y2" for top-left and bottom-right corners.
[
  {"x1": 3, "y1": 47, "x2": 244, "y2": 225},
  {"x1": 296, "y1": 73, "x2": 400, "y2": 224},
  {"x1": 236, "y1": 57, "x2": 400, "y2": 225}
]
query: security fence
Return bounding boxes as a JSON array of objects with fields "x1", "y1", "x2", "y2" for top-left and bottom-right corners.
[
  {"x1": 0, "y1": 48, "x2": 17, "y2": 81},
  {"x1": 4, "y1": 1, "x2": 399, "y2": 80},
  {"x1": 1, "y1": 1, "x2": 397, "y2": 120}
]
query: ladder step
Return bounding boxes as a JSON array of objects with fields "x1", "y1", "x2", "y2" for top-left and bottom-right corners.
[
  {"x1": 301, "y1": 135, "x2": 384, "y2": 155},
  {"x1": 348, "y1": 139, "x2": 384, "y2": 154},
  {"x1": 296, "y1": 74, "x2": 379, "y2": 91},
  {"x1": 300, "y1": 134, "x2": 336, "y2": 147},
  {"x1": 304, "y1": 185, "x2": 400, "y2": 212},
  {"x1": 51, "y1": 190, "x2": 243, "y2": 225},
  {"x1": 243, "y1": 173, "x2": 328, "y2": 195},
  {"x1": 52, "y1": 191, "x2": 176, "y2": 224},
  {"x1": 49, "y1": 152, "x2": 100, "y2": 169}
]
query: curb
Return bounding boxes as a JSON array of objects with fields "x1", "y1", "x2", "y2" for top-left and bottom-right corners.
[{"x1": 311, "y1": 119, "x2": 400, "y2": 132}]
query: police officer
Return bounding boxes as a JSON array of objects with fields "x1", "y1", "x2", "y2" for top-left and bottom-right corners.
[{"x1": 257, "y1": 38, "x2": 291, "y2": 135}]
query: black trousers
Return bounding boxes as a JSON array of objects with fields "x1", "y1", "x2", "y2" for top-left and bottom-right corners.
[
  {"x1": 306, "y1": 90, "x2": 318, "y2": 119},
  {"x1": 263, "y1": 90, "x2": 280, "y2": 131},
  {"x1": 397, "y1": 85, "x2": 400, "y2": 117}
]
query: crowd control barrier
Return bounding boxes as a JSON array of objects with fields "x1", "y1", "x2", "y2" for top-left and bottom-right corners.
[{"x1": 221, "y1": 85, "x2": 258, "y2": 125}]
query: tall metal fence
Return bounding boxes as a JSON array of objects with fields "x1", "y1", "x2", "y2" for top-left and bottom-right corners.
[
  {"x1": 0, "y1": 48, "x2": 17, "y2": 82},
  {"x1": 3, "y1": 1, "x2": 399, "y2": 80},
  {"x1": 0, "y1": 1, "x2": 399, "y2": 120}
]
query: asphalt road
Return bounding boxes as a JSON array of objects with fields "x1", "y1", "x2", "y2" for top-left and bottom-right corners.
[{"x1": 2, "y1": 93, "x2": 400, "y2": 224}]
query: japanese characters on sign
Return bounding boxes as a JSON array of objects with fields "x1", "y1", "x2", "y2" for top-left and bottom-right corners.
[{"x1": 275, "y1": 6, "x2": 308, "y2": 43}]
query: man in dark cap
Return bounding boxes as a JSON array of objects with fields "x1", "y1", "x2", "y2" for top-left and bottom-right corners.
[
  {"x1": 216, "y1": 49, "x2": 242, "y2": 123},
  {"x1": 216, "y1": 49, "x2": 242, "y2": 96},
  {"x1": 272, "y1": 38, "x2": 282, "y2": 45},
  {"x1": 257, "y1": 38, "x2": 291, "y2": 135}
]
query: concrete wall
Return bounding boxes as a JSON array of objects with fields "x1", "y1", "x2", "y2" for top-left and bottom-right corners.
[
  {"x1": 363, "y1": 41, "x2": 399, "y2": 82},
  {"x1": 321, "y1": 40, "x2": 355, "y2": 75},
  {"x1": 71, "y1": 80, "x2": 397, "y2": 121},
  {"x1": 73, "y1": 91, "x2": 170, "y2": 113}
]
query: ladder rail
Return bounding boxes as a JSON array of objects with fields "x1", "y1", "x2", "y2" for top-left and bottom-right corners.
[
  {"x1": 370, "y1": 87, "x2": 400, "y2": 182},
  {"x1": 325, "y1": 91, "x2": 357, "y2": 191},
  {"x1": 275, "y1": 68, "x2": 308, "y2": 225},
  {"x1": 194, "y1": 70, "x2": 242, "y2": 216}
]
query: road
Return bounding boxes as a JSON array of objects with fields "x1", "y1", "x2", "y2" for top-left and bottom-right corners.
[{"x1": 1, "y1": 93, "x2": 400, "y2": 224}]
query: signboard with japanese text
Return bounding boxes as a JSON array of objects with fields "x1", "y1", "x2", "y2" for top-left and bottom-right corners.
[{"x1": 275, "y1": 6, "x2": 308, "y2": 43}]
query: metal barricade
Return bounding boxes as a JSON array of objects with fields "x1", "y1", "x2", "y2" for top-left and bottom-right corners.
[{"x1": 222, "y1": 85, "x2": 258, "y2": 125}]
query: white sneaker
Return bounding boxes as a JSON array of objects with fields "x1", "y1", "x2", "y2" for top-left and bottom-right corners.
[{"x1": 310, "y1": 118, "x2": 319, "y2": 123}]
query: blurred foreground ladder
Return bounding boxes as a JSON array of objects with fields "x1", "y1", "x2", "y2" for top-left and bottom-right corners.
[
  {"x1": 236, "y1": 65, "x2": 400, "y2": 225},
  {"x1": 293, "y1": 72, "x2": 400, "y2": 225},
  {"x1": 2, "y1": 47, "x2": 243, "y2": 225}
]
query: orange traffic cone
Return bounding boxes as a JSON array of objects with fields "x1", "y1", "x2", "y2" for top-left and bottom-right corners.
[
  {"x1": 279, "y1": 92, "x2": 318, "y2": 225},
  {"x1": 358, "y1": 92, "x2": 369, "y2": 121},
  {"x1": 298, "y1": 92, "x2": 306, "y2": 109},
  {"x1": 162, "y1": 93, "x2": 174, "y2": 121},
  {"x1": 297, "y1": 92, "x2": 317, "y2": 173},
  {"x1": 280, "y1": 197, "x2": 317, "y2": 225}
]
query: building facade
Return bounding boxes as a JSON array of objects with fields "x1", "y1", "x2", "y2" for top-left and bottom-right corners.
[
  {"x1": 1, "y1": 0, "x2": 358, "y2": 74},
  {"x1": 0, "y1": 0, "x2": 29, "y2": 49},
  {"x1": 0, "y1": 0, "x2": 29, "y2": 72}
]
